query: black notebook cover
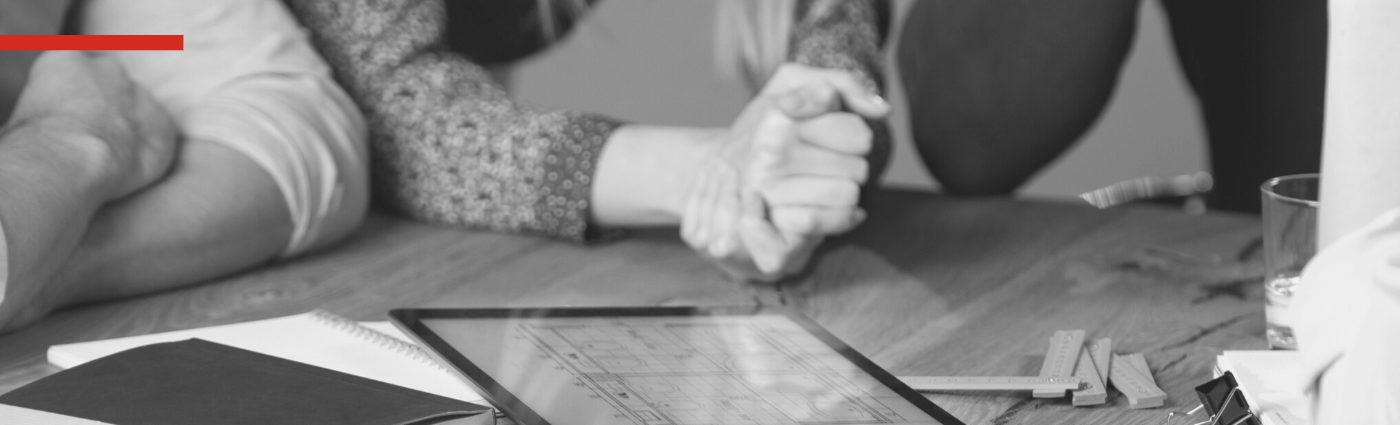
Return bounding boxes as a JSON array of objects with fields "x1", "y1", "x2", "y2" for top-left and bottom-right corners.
[{"x1": 0, "y1": 339, "x2": 492, "y2": 425}]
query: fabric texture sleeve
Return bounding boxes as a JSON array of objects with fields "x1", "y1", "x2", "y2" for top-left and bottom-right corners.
[
  {"x1": 787, "y1": 0, "x2": 892, "y2": 184},
  {"x1": 788, "y1": 0, "x2": 888, "y2": 92},
  {"x1": 284, "y1": 0, "x2": 622, "y2": 241}
]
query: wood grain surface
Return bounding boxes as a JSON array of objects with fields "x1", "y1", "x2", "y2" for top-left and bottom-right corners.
[{"x1": 0, "y1": 189, "x2": 1267, "y2": 425}]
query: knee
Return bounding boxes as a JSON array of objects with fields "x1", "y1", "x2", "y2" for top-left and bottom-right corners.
[
  {"x1": 907, "y1": 119, "x2": 1053, "y2": 197},
  {"x1": 927, "y1": 155, "x2": 1029, "y2": 196}
]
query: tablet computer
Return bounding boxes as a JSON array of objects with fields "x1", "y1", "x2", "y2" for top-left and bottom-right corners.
[{"x1": 391, "y1": 307, "x2": 964, "y2": 425}]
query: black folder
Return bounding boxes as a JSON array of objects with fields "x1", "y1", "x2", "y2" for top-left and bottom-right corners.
[{"x1": 0, "y1": 339, "x2": 493, "y2": 425}]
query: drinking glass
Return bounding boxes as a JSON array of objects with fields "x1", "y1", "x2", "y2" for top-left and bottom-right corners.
[{"x1": 1260, "y1": 174, "x2": 1319, "y2": 350}]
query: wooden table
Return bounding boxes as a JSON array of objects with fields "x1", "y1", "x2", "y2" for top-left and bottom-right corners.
[{"x1": 0, "y1": 189, "x2": 1267, "y2": 425}]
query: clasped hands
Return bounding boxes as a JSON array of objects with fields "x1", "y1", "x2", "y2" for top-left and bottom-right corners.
[
  {"x1": 682, "y1": 64, "x2": 889, "y2": 282},
  {"x1": 0, "y1": 52, "x2": 177, "y2": 331},
  {"x1": 9, "y1": 54, "x2": 874, "y2": 286}
]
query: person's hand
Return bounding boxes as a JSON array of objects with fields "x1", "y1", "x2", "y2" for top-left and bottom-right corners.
[
  {"x1": 5, "y1": 51, "x2": 178, "y2": 200},
  {"x1": 681, "y1": 64, "x2": 889, "y2": 282}
]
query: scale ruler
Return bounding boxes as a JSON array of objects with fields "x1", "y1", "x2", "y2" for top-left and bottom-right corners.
[
  {"x1": 1087, "y1": 338, "x2": 1112, "y2": 381},
  {"x1": 1070, "y1": 347, "x2": 1108, "y2": 406},
  {"x1": 1122, "y1": 353, "x2": 1155, "y2": 380},
  {"x1": 1035, "y1": 330, "x2": 1086, "y2": 398},
  {"x1": 1072, "y1": 338, "x2": 1113, "y2": 406},
  {"x1": 899, "y1": 376, "x2": 1084, "y2": 393},
  {"x1": 1108, "y1": 353, "x2": 1167, "y2": 408}
]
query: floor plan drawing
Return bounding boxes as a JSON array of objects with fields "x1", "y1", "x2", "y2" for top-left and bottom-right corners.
[{"x1": 517, "y1": 317, "x2": 925, "y2": 425}]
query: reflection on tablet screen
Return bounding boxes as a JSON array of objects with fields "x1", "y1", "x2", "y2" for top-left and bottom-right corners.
[{"x1": 421, "y1": 313, "x2": 949, "y2": 425}]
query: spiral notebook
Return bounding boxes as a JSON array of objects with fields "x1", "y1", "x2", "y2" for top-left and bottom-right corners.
[{"x1": 46, "y1": 310, "x2": 486, "y2": 406}]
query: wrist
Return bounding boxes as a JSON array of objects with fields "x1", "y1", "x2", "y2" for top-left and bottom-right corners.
[
  {"x1": 592, "y1": 125, "x2": 726, "y2": 225},
  {"x1": 672, "y1": 128, "x2": 729, "y2": 215}
]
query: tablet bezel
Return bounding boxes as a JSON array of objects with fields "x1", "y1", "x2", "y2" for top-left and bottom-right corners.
[{"x1": 391, "y1": 306, "x2": 964, "y2": 425}]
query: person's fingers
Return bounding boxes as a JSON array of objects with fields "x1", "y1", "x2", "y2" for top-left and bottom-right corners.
[
  {"x1": 775, "y1": 84, "x2": 838, "y2": 120},
  {"x1": 809, "y1": 70, "x2": 890, "y2": 119},
  {"x1": 757, "y1": 95, "x2": 875, "y2": 160},
  {"x1": 708, "y1": 164, "x2": 741, "y2": 257},
  {"x1": 750, "y1": 109, "x2": 798, "y2": 155},
  {"x1": 759, "y1": 177, "x2": 860, "y2": 208},
  {"x1": 16, "y1": 52, "x2": 88, "y2": 117},
  {"x1": 766, "y1": 64, "x2": 890, "y2": 119},
  {"x1": 738, "y1": 191, "x2": 789, "y2": 275},
  {"x1": 770, "y1": 206, "x2": 866, "y2": 235},
  {"x1": 126, "y1": 88, "x2": 177, "y2": 150},
  {"x1": 761, "y1": 145, "x2": 868, "y2": 183},
  {"x1": 680, "y1": 173, "x2": 704, "y2": 245},
  {"x1": 795, "y1": 112, "x2": 873, "y2": 156},
  {"x1": 691, "y1": 170, "x2": 718, "y2": 250}
]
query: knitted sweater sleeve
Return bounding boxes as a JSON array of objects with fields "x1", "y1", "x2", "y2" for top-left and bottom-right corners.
[
  {"x1": 285, "y1": 0, "x2": 621, "y2": 241},
  {"x1": 789, "y1": 0, "x2": 887, "y2": 91},
  {"x1": 788, "y1": 0, "x2": 892, "y2": 182}
]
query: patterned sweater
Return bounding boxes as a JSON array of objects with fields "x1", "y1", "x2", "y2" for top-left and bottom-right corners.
[{"x1": 284, "y1": 0, "x2": 885, "y2": 241}]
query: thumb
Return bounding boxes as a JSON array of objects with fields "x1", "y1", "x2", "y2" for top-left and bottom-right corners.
[
  {"x1": 775, "y1": 84, "x2": 838, "y2": 120},
  {"x1": 739, "y1": 191, "x2": 791, "y2": 275},
  {"x1": 811, "y1": 70, "x2": 891, "y2": 119}
]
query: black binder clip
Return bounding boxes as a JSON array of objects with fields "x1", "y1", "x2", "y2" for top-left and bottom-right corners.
[{"x1": 1163, "y1": 371, "x2": 1261, "y2": 425}]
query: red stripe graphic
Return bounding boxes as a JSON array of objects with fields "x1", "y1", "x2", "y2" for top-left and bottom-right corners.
[{"x1": 0, "y1": 35, "x2": 183, "y2": 51}]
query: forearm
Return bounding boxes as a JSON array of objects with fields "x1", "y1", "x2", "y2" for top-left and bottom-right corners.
[
  {"x1": 52, "y1": 140, "x2": 293, "y2": 304},
  {"x1": 590, "y1": 125, "x2": 722, "y2": 226},
  {"x1": 1319, "y1": 0, "x2": 1400, "y2": 248},
  {"x1": 0, "y1": 124, "x2": 113, "y2": 302}
]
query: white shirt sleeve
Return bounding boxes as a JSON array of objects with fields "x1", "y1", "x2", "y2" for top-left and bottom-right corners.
[
  {"x1": 1295, "y1": 208, "x2": 1400, "y2": 424},
  {"x1": 78, "y1": 0, "x2": 369, "y2": 257}
]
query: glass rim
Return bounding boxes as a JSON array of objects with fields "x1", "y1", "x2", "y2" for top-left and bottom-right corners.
[{"x1": 1260, "y1": 173, "x2": 1320, "y2": 208}]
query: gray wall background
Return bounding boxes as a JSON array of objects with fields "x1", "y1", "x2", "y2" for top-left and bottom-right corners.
[
  {"x1": 510, "y1": 0, "x2": 1208, "y2": 200},
  {"x1": 0, "y1": 0, "x2": 1209, "y2": 200}
]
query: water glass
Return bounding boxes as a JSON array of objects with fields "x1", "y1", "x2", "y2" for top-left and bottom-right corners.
[{"x1": 1260, "y1": 174, "x2": 1319, "y2": 350}]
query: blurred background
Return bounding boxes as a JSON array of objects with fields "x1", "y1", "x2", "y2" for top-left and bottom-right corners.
[
  {"x1": 1, "y1": 0, "x2": 1208, "y2": 202},
  {"x1": 508, "y1": 0, "x2": 1207, "y2": 200}
]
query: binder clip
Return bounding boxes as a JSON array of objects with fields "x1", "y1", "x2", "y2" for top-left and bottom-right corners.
[{"x1": 1163, "y1": 371, "x2": 1260, "y2": 425}]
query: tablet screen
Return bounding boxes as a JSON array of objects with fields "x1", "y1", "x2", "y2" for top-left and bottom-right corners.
[{"x1": 397, "y1": 308, "x2": 961, "y2": 425}]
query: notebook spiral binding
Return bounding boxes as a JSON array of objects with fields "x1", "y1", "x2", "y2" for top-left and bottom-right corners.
[{"x1": 307, "y1": 310, "x2": 452, "y2": 373}]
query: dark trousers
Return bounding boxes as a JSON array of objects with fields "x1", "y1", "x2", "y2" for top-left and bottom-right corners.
[{"x1": 897, "y1": 0, "x2": 1326, "y2": 213}]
